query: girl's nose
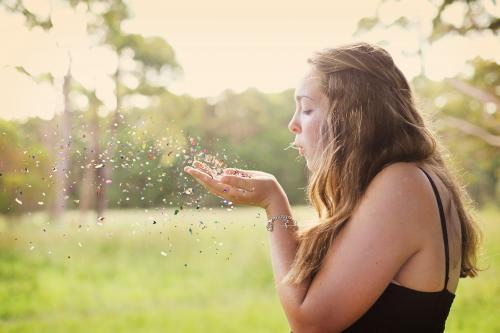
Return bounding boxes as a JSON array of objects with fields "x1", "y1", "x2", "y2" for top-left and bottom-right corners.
[{"x1": 288, "y1": 116, "x2": 301, "y2": 134}]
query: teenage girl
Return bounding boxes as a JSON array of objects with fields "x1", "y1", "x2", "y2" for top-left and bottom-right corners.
[{"x1": 184, "y1": 42, "x2": 481, "y2": 333}]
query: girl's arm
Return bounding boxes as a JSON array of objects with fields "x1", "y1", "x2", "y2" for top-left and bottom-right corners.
[{"x1": 264, "y1": 189, "x2": 314, "y2": 331}]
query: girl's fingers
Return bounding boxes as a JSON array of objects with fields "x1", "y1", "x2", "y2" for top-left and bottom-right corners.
[
  {"x1": 185, "y1": 166, "x2": 213, "y2": 183},
  {"x1": 185, "y1": 167, "x2": 256, "y2": 205},
  {"x1": 223, "y1": 168, "x2": 237, "y2": 175},
  {"x1": 223, "y1": 168, "x2": 253, "y2": 178},
  {"x1": 219, "y1": 175, "x2": 255, "y2": 191},
  {"x1": 185, "y1": 166, "x2": 242, "y2": 200},
  {"x1": 193, "y1": 161, "x2": 215, "y2": 178}
]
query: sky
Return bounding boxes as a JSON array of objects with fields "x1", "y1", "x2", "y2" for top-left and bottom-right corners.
[{"x1": 0, "y1": 0, "x2": 499, "y2": 121}]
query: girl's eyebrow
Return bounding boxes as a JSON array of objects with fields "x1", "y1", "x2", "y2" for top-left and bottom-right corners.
[{"x1": 295, "y1": 95, "x2": 314, "y2": 102}]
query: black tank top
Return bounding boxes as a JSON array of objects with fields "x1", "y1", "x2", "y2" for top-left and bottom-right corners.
[{"x1": 291, "y1": 167, "x2": 456, "y2": 333}]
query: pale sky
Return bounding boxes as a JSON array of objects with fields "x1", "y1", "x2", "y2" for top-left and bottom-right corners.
[{"x1": 0, "y1": 0, "x2": 499, "y2": 120}]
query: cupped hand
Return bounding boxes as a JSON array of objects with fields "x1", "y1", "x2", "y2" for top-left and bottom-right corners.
[{"x1": 183, "y1": 161, "x2": 285, "y2": 209}]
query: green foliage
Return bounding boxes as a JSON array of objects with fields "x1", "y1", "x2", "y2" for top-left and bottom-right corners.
[
  {"x1": 431, "y1": 0, "x2": 499, "y2": 42},
  {"x1": 0, "y1": 120, "x2": 52, "y2": 214},
  {"x1": 0, "y1": 0, "x2": 52, "y2": 30},
  {"x1": 122, "y1": 34, "x2": 180, "y2": 71},
  {"x1": 1, "y1": 75, "x2": 497, "y2": 214},
  {"x1": 412, "y1": 58, "x2": 499, "y2": 206},
  {"x1": 6, "y1": 85, "x2": 295, "y2": 212}
]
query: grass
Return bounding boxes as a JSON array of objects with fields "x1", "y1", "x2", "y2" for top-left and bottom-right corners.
[{"x1": 0, "y1": 205, "x2": 498, "y2": 332}]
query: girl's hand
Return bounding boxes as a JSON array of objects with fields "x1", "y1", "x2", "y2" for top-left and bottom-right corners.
[{"x1": 183, "y1": 161, "x2": 286, "y2": 209}]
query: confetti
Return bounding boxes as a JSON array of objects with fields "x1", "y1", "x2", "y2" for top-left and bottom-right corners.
[
  {"x1": 15, "y1": 198, "x2": 22, "y2": 205},
  {"x1": 160, "y1": 251, "x2": 167, "y2": 256}
]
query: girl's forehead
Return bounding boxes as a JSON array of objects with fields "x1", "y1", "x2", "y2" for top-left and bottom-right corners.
[{"x1": 295, "y1": 72, "x2": 322, "y2": 102}]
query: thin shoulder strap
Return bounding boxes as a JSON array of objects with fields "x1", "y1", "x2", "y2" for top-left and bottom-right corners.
[{"x1": 417, "y1": 167, "x2": 450, "y2": 290}]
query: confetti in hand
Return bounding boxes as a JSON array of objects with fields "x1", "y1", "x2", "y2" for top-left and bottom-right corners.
[{"x1": 192, "y1": 160, "x2": 221, "y2": 180}]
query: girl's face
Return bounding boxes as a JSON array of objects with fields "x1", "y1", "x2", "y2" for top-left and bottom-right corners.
[{"x1": 288, "y1": 67, "x2": 328, "y2": 171}]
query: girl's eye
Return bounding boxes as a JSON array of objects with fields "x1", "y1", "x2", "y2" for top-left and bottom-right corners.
[{"x1": 303, "y1": 109, "x2": 313, "y2": 115}]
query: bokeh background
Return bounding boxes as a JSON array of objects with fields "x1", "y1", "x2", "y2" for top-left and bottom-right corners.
[{"x1": 0, "y1": 0, "x2": 498, "y2": 332}]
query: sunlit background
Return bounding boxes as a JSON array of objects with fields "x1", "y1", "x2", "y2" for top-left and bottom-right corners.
[
  {"x1": 0, "y1": 0, "x2": 499, "y2": 332},
  {"x1": 2, "y1": 0, "x2": 499, "y2": 120}
]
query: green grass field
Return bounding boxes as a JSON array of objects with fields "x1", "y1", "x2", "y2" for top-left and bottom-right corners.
[{"x1": 0, "y1": 205, "x2": 498, "y2": 333}]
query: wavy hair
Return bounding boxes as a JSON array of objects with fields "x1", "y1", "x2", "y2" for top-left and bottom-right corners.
[{"x1": 284, "y1": 42, "x2": 482, "y2": 284}]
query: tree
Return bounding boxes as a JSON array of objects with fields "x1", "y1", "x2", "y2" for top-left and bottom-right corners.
[
  {"x1": 0, "y1": 1, "x2": 75, "y2": 221},
  {"x1": 355, "y1": 0, "x2": 499, "y2": 205},
  {"x1": 355, "y1": 0, "x2": 499, "y2": 147},
  {"x1": 65, "y1": 0, "x2": 181, "y2": 216}
]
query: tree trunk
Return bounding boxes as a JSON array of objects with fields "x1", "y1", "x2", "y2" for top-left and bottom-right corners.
[
  {"x1": 51, "y1": 69, "x2": 72, "y2": 222},
  {"x1": 96, "y1": 56, "x2": 121, "y2": 217},
  {"x1": 79, "y1": 102, "x2": 99, "y2": 222}
]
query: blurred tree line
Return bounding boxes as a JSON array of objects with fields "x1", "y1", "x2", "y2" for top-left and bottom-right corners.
[
  {"x1": 0, "y1": 0, "x2": 498, "y2": 217},
  {"x1": 0, "y1": 86, "x2": 307, "y2": 215}
]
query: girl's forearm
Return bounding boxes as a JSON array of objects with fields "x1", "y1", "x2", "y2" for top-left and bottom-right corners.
[{"x1": 265, "y1": 191, "x2": 314, "y2": 329}]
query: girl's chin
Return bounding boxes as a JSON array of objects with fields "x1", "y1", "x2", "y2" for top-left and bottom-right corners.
[
  {"x1": 306, "y1": 158, "x2": 313, "y2": 171},
  {"x1": 305, "y1": 157, "x2": 319, "y2": 172}
]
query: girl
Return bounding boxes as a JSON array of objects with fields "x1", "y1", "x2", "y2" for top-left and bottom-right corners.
[{"x1": 184, "y1": 42, "x2": 481, "y2": 333}]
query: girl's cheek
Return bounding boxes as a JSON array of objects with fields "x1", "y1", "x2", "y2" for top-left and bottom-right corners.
[{"x1": 310, "y1": 117, "x2": 322, "y2": 139}]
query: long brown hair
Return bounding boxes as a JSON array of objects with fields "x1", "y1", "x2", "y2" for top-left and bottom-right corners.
[{"x1": 284, "y1": 42, "x2": 482, "y2": 284}]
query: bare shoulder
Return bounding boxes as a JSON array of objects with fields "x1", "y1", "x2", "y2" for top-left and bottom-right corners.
[
  {"x1": 348, "y1": 162, "x2": 436, "y2": 245},
  {"x1": 362, "y1": 162, "x2": 434, "y2": 208},
  {"x1": 369, "y1": 162, "x2": 429, "y2": 194}
]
